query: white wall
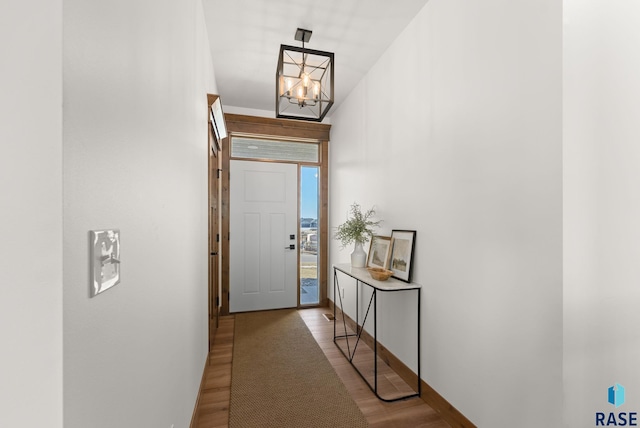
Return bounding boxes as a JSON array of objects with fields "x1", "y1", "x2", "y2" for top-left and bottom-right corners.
[
  {"x1": 564, "y1": 1, "x2": 640, "y2": 426},
  {"x1": 0, "y1": 1, "x2": 63, "y2": 427},
  {"x1": 329, "y1": 1, "x2": 563, "y2": 426},
  {"x1": 63, "y1": 0, "x2": 216, "y2": 426},
  {"x1": 223, "y1": 105, "x2": 276, "y2": 118}
]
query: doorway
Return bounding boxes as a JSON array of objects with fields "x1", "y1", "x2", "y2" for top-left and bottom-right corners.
[
  {"x1": 208, "y1": 146, "x2": 219, "y2": 348},
  {"x1": 220, "y1": 114, "x2": 330, "y2": 316},
  {"x1": 207, "y1": 95, "x2": 222, "y2": 350}
]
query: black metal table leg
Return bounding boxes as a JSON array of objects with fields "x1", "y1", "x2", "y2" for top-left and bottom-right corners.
[{"x1": 332, "y1": 265, "x2": 421, "y2": 402}]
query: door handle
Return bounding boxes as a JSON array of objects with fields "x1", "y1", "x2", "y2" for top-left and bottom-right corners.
[
  {"x1": 284, "y1": 244, "x2": 295, "y2": 250},
  {"x1": 210, "y1": 252, "x2": 218, "y2": 256}
]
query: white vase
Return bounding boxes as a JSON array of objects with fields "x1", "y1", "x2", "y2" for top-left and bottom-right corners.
[{"x1": 350, "y1": 242, "x2": 367, "y2": 267}]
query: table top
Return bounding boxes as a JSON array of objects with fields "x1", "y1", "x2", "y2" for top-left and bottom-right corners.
[{"x1": 333, "y1": 263, "x2": 421, "y2": 291}]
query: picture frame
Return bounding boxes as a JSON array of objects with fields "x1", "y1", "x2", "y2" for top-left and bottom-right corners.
[
  {"x1": 389, "y1": 230, "x2": 416, "y2": 282},
  {"x1": 90, "y1": 229, "x2": 121, "y2": 297},
  {"x1": 366, "y1": 235, "x2": 392, "y2": 269},
  {"x1": 210, "y1": 97, "x2": 227, "y2": 148}
]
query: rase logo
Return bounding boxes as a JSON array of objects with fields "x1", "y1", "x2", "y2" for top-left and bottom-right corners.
[
  {"x1": 610, "y1": 384, "x2": 627, "y2": 408},
  {"x1": 596, "y1": 383, "x2": 637, "y2": 426}
]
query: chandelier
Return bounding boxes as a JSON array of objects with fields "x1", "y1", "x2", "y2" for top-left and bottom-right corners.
[{"x1": 276, "y1": 28, "x2": 334, "y2": 122}]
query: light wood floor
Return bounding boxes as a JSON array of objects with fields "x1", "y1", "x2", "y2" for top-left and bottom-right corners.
[{"x1": 193, "y1": 307, "x2": 450, "y2": 428}]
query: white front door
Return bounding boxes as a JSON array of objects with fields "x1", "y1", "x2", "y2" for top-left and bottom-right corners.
[{"x1": 229, "y1": 160, "x2": 298, "y2": 312}]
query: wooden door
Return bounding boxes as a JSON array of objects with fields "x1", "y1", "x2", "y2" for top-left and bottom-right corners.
[{"x1": 208, "y1": 125, "x2": 220, "y2": 350}]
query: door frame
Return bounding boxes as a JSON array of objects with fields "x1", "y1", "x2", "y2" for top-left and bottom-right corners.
[
  {"x1": 207, "y1": 94, "x2": 224, "y2": 350},
  {"x1": 221, "y1": 114, "x2": 330, "y2": 316}
]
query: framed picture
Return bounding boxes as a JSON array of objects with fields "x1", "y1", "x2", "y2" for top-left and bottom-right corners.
[
  {"x1": 210, "y1": 97, "x2": 227, "y2": 147},
  {"x1": 367, "y1": 235, "x2": 392, "y2": 269},
  {"x1": 90, "y1": 229, "x2": 121, "y2": 297},
  {"x1": 389, "y1": 230, "x2": 416, "y2": 282}
]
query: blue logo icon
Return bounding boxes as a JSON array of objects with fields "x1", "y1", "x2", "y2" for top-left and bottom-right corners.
[{"x1": 609, "y1": 384, "x2": 626, "y2": 408}]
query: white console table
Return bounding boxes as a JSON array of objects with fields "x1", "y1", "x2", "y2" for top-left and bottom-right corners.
[{"x1": 332, "y1": 263, "x2": 421, "y2": 402}]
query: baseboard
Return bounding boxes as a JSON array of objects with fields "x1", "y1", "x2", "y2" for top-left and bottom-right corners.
[
  {"x1": 328, "y1": 299, "x2": 476, "y2": 428},
  {"x1": 189, "y1": 354, "x2": 208, "y2": 428}
]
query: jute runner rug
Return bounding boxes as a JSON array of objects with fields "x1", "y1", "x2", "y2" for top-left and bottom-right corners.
[{"x1": 229, "y1": 309, "x2": 369, "y2": 427}]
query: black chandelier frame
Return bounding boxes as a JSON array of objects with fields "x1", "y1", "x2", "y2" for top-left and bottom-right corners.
[{"x1": 276, "y1": 39, "x2": 334, "y2": 122}]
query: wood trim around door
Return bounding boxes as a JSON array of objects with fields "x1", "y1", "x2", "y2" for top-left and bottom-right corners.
[
  {"x1": 220, "y1": 115, "x2": 330, "y2": 316},
  {"x1": 319, "y1": 138, "x2": 329, "y2": 308},
  {"x1": 207, "y1": 94, "x2": 227, "y2": 349},
  {"x1": 225, "y1": 114, "x2": 330, "y2": 141}
]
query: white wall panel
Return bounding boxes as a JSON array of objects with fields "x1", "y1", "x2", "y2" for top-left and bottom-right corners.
[
  {"x1": 329, "y1": 1, "x2": 562, "y2": 426},
  {"x1": 63, "y1": 0, "x2": 217, "y2": 426},
  {"x1": 564, "y1": 1, "x2": 640, "y2": 426},
  {"x1": 0, "y1": 1, "x2": 63, "y2": 427}
]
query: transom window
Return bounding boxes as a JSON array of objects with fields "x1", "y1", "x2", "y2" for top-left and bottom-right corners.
[{"x1": 231, "y1": 137, "x2": 319, "y2": 163}]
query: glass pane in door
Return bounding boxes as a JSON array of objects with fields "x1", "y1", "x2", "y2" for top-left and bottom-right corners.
[{"x1": 300, "y1": 166, "x2": 319, "y2": 305}]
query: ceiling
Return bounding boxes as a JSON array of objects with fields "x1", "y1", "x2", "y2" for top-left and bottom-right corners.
[{"x1": 202, "y1": 0, "x2": 429, "y2": 118}]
